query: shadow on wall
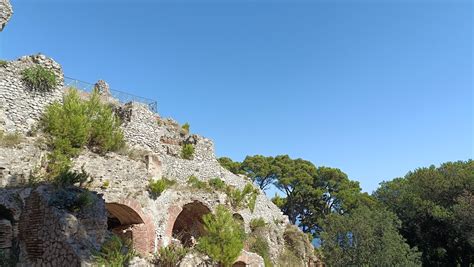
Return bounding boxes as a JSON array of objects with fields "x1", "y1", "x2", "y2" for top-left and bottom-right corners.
[{"x1": 172, "y1": 201, "x2": 211, "y2": 247}]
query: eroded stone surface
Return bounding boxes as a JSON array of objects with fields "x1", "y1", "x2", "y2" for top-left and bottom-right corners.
[{"x1": 0, "y1": 0, "x2": 12, "y2": 31}]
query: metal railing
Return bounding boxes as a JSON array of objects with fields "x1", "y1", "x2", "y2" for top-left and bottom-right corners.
[{"x1": 63, "y1": 76, "x2": 158, "y2": 113}]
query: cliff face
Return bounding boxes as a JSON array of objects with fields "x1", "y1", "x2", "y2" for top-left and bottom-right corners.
[{"x1": 0, "y1": 54, "x2": 320, "y2": 266}]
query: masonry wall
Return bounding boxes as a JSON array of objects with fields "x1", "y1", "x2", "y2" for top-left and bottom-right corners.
[
  {"x1": 0, "y1": 186, "x2": 108, "y2": 266},
  {"x1": 0, "y1": 54, "x2": 64, "y2": 134}
]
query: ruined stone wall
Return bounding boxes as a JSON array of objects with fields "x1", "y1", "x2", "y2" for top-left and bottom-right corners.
[
  {"x1": 0, "y1": 54, "x2": 64, "y2": 134},
  {"x1": 0, "y1": 141, "x2": 45, "y2": 187},
  {"x1": 0, "y1": 186, "x2": 107, "y2": 266},
  {"x1": 0, "y1": 53, "x2": 311, "y2": 265},
  {"x1": 0, "y1": 0, "x2": 12, "y2": 31}
]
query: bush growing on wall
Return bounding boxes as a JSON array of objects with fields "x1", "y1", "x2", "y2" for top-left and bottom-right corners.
[
  {"x1": 148, "y1": 178, "x2": 176, "y2": 199},
  {"x1": 197, "y1": 205, "x2": 245, "y2": 267},
  {"x1": 42, "y1": 89, "x2": 125, "y2": 176},
  {"x1": 94, "y1": 235, "x2": 135, "y2": 266},
  {"x1": 153, "y1": 243, "x2": 188, "y2": 266},
  {"x1": 181, "y1": 144, "x2": 194, "y2": 160},
  {"x1": 21, "y1": 65, "x2": 57, "y2": 91}
]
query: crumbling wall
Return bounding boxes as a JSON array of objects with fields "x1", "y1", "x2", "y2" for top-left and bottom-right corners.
[
  {"x1": 0, "y1": 54, "x2": 64, "y2": 134},
  {"x1": 0, "y1": 0, "x2": 12, "y2": 31},
  {"x1": 8, "y1": 186, "x2": 107, "y2": 266},
  {"x1": 0, "y1": 141, "x2": 45, "y2": 187}
]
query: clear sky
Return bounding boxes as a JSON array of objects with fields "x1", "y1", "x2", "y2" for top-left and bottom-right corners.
[{"x1": 1, "y1": 0, "x2": 472, "y2": 193}]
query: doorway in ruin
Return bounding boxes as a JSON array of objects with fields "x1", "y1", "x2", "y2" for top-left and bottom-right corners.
[
  {"x1": 172, "y1": 201, "x2": 211, "y2": 247},
  {"x1": 233, "y1": 261, "x2": 247, "y2": 267},
  {"x1": 106, "y1": 203, "x2": 145, "y2": 242},
  {"x1": 0, "y1": 205, "x2": 15, "y2": 260}
]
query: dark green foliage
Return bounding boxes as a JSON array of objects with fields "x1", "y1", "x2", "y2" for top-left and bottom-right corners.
[
  {"x1": 53, "y1": 168, "x2": 89, "y2": 188},
  {"x1": 197, "y1": 205, "x2": 245, "y2": 267},
  {"x1": 94, "y1": 235, "x2": 135, "y2": 266},
  {"x1": 49, "y1": 188, "x2": 95, "y2": 212},
  {"x1": 86, "y1": 92, "x2": 125, "y2": 154},
  {"x1": 227, "y1": 183, "x2": 259, "y2": 211},
  {"x1": 21, "y1": 65, "x2": 56, "y2": 91},
  {"x1": 153, "y1": 243, "x2": 188, "y2": 267},
  {"x1": 241, "y1": 155, "x2": 280, "y2": 190},
  {"x1": 271, "y1": 194, "x2": 286, "y2": 209},
  {"x1": 218, "y1": 157, "x2": 243, "y2": 175},
  {"x1": 148, "y1": 178, "x2": 176, "y2": 198},
  {"x1": 208, "y1": 177, "x2": 226, "y2": 191},
  {"x1": 181, "y1": 144, "x2": 194, "y2": 160},
  {"x1": 249, "y1": 218, "x2": 267, "y2": 232},
  {"x1": 0, "y1": 60, "x2": 8, "y2": 67},
  {"x1": 374, "y1": 160, "x2": 474, "y2": 266},
  {"x1": 320, "y1": 205, "x2": 421, "y2": 266},
  {"x1": 42, "y1": 89, "x2": 124, "y2": 177}
]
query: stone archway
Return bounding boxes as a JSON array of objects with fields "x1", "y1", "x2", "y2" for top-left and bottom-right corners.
[
  {"x1": 233, "y1": 261, "x2": 247, "y2": 267},
  {"x1": 170, "y1": 201, "x2": 211, "y2": 247},
  {"x1": 105, "y1": 199, "x2": 155, "y2": 255}
]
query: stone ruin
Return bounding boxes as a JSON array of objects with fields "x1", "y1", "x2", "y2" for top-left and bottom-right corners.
[
  {"x1": 0, "y1": 0, "x2": 13, "y2": 31},
  {"x1": 0, "y1": 1, "x2": 321, "y2": 265}
]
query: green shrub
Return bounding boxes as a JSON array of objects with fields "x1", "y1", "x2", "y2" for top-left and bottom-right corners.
[
  {"x1": 86, "y1": 91, "x2": 125, "y2": 153},
  {"x1": 208, "y1": 178, "x2": 226, "y2": 191},
  {"x1": 0, "y1": 60, "x2": 8, "y2": 67},
  {"x1": 53, "y1": 168, "x2": 90, "y2": 188},
  {"x1": 181, "y1": 144, "x2": 194, "y2": 160},
  {"x1": 101, "y1": 180, "x2": 110, "y2": 189},
  {"x1": 250, "y1": 218, "x2": 267, "y2": 232},
  {"x1": 49, "y1": 188, "x2": 95, "y2": 212},
  {"x1": 148, "y1": 178, "x2": 176, "y2": 198},
  {"x1": 187, "y1": 175, "x2": 209, "y2": 191},
  {"x1": 21, "y1": 65, "x2": 56, "y2": 91},
  {"x1": 248, "y1": 235, "x2": 272, "y2": 267},
  {"x1": 248, "y1": 190, "x2": 258, "y2": 212},
  {"x1": 197, "y1": 205, "x2": 245, "y2": 267},
  {"x1": 227, "y1": 183, "x2": 259, "y2": 211},
  {"x1": 42, "y1": 89, "x2": 125, "y2": 177},
  {"x1": 94, "y1": 235, "x2": 135, "y2": 266},
  {"x1": 153, "y1": 243, "x2": 188, "y2": 266},
  {"x1": 181, "y1": 122, "x2": 190, "y2": 134},
  {"x1": 0, "y1": 130, "x2": 23, "y2": 148}
]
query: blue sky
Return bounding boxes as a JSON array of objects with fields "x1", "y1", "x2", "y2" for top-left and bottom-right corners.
[{"x1": 1, "y1": 0, "x2": 472, "y2": 193}]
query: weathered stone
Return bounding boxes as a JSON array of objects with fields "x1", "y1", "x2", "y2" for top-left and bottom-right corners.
[{"x1": 0, "y1": 0, "x2": 12, "y2": 31}]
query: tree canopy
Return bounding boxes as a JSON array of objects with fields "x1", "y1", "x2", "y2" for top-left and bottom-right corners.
[{"x1": 374, "y1": 160, "x2": 474, "y2": 266}]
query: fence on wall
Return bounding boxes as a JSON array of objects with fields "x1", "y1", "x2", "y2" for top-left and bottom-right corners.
[{"x1": 63, "y1": 76, "x2": 158, "y2": 113}]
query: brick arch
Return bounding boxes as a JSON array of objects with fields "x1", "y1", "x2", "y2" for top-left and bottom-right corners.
[
  {"x1": 163, "y1": 200, "x2": 212, "y2": 247},
  {"x1": 105, "y1": 198, "x2": 155, "y2": 255}
]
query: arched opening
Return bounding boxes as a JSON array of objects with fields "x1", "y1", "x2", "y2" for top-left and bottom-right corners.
[
  {"x1": 106, "y1": 203, "x2": 145, "y2": 242},
  {"x1": 233, "y1": 261, "x2": 247, "y2": 267},
  {"x1": 172, "y1": 201, "x2": 211, "y2": 247}
]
